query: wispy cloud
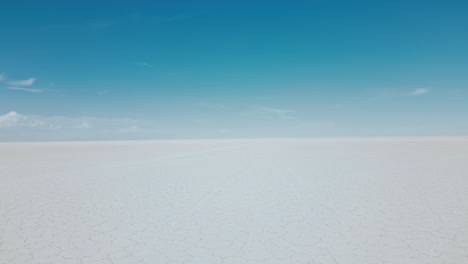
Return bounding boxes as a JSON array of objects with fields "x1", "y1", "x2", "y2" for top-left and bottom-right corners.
[
  {"x1": 120, "y1": 125, "x2": 140, "y2": 133},
  {"x1": 135, "y1": 62, "x2": 154, "y2": 67},
  {"x1": 6, "y1": 76, "x2": 55, "y2": 93},
  {"x1": 409, "y1": 88, "x2": 429, "y2": 96},
  {"x1": 75, "y1": 121, "x2": 91, "y2": 129},
  {"x1": 9, "y1": 77, "x2": 36, "y2": 87},
  {"x1": 0, "y1": 111, "x2": 144, "y2": 132},
  {"x1": 374, "y1": 87, "x2": 431, "y2": 99},
  {"x1": 0, "y1": 111, "x2": 157, "y2": 141},
  {"x1": 0, "y1": 112, "x2": 45, "y2": 128},
  {"x1": 256, "y1": 107, "x2": 296, "y2": 119},
  {"x1": 8, "y1": 87, "x2": 44, "y2": 93},
  {"x1": 0, "y1": 73, "x2": 6, "y2": 81}
]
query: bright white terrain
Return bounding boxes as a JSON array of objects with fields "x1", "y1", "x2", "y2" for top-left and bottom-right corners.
[{"x1": 1, "y1": 138, "x2": 468, "y2": 264}]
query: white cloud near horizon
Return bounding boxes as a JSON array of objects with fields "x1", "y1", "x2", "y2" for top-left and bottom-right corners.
[
  {"x1": 120, "y1": 125, "x2": 140, "y2": 133},
  {"x1": 0, "y1": 111, "x2": 165, "y2": 141},
  {"x1": 0, "y1": 111, "x2": 140, "y2": 131},
  {"x1": 9, "y1": 77, "x2": 36, "y2": 87},
  {"x1": 410, "y1": 88, "x2": 429, "y2": 96},
  {"x1": 0, "y1": 112, "x2": 45, "y2": 128},
  {"x1": 296, "y1": 121, "x2": 336, "y2": 128},
  {"x1": 75, "y1": 121, "x2": 92, "y2": 129}
]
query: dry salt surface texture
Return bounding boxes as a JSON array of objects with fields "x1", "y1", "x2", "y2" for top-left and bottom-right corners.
[{"x1": 1, "y1": 138, "x2": 468, "y2": 264}]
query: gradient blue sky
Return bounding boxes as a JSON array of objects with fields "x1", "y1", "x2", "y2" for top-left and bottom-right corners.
[{"x1": 1, "y1": 0, "x2": 467, "y2": 141}]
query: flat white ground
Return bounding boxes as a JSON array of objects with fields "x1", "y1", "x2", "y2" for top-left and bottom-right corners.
[{"x1": 1, "y1": 138, "x2": 468, "y2": 264}]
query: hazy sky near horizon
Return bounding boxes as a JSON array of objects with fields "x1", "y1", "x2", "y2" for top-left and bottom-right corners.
[{"x1": 1, "y1": 0, "x2": 467, "y2": 141}]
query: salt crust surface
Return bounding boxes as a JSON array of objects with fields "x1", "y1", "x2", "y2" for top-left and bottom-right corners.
[{"x1": 1, "y1": 138, "x2": 468, "y2": 263}]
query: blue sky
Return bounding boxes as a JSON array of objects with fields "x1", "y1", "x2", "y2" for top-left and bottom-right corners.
[{"x1": 1, "y1": 0, "x2": 467, "y2": 141}]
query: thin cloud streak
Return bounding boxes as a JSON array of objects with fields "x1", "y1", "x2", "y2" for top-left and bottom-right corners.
[
  {"x1": 410, "y1": 88, "x2": 429, "y2": 96},
  {"x1": 373, "y1": 87, "x2": 431, "y2": 99},
  {"x1": 257, "y1": 107, "x2": 296, "y2": 120},
  {"x1": 135, "y1": 62, "x2": 154, "y2": 67},
  {"x1": 8, "y1": 87, "x2": 44, "y2": 93},
  {"x1": 75, "y1": 121, "x2": 92, "y2": 129},
  {"x1": 9, "y1": 77, "x2": 36, "y2": 87}
]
